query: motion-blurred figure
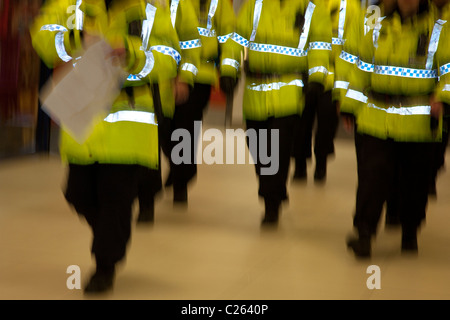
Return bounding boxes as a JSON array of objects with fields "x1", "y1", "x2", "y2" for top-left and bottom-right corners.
[
  {"x1": 233, "y1": 0, "x2": 331, "y2": 225},
  {"x1": 30, "y1": 0, "x2": 182, "y2": 293},
  {"x1": 342, "y1": 0, "x2": 450, "y2": 258}
]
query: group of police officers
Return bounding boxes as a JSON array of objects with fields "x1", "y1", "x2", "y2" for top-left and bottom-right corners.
[{"x1": 29, "y1": 0, "x2": 450, "y2": 294}]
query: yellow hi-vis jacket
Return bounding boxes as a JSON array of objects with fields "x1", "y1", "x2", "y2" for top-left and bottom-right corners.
[
  {"x1": 324, "y1": 0, "x2": 362, "y2": 93},
  {"x1": 340, "y1": 8, "x2": 450, "y2": 142},
  {"x1": 31, "y1": 0, "x2": 181, "y2": 170},
  {"x1": 233, "y1": 0, "x2": 332, "y2": 121},
  {"x1": 191, "y1": 0, "x2": 240, "y2": 86}
]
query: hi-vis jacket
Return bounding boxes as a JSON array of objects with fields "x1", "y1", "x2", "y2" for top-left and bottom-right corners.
[
  {"x1": 30, "y1": 0, "x2": 181, "y2": 170},
  {"x1": 329, "y1": 0, "x2": 363, "y2": 99},
  {"x1": 232, "y1": 0, "x2": 332, "y2": 121},
  {"x1": 340, "y1": 8, "x2": 450, "y2": 142},
  {"x1": 190, "y1": 0, "x2": 239, "y2": 86}
]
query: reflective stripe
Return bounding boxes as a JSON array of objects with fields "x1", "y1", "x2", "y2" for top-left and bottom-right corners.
[
  {"x1": 151, "y1": 45, "x2": 181, "y2": 64},
  {"x1": 334, "y1": 80, "x2": 349, "y2": 90},
  {"x1": 426, "y1": 19, "x2": 447, "y2": 70},
  {"x1": 180, "y1": 39, "x2": 201, "y2": 49},
  {"x1": 367, "y1": 103, "x2": 431, "y2": 115},
  {"x1": 357, "y1": 59, "x2": 374, "y2": 72},
  {"x1": 231, "y1": 32, "x2": 249, "y2": 47},
  {"x1": 170, "y1": 0, "x2": 180, "y2": 27},
  {"x1": 207, "y1": 0, "x2": 219, "y2": 31},
  {"x1": 40, "y1": 24, "x2": 68, "y2": 32},
  {"x1": 127, "y1": 50, "x2": 155, "y2": 81},
  {"x1": 372, "y1": 16, "x2": 386, "y2": 48},
  {"x1": 250, "y1": 0, "x2": 263, "y2": 42},
  {"x1": 298, "y1": 1, "x2": 316, "y2": 50},
  {"x1": 338, "y1": 0, "x2": 347, "y2": 40},
  {"x1": 374, "y1": 65, "x2": 437, "y2": 79},
  {"x1": 198, "y1": 27, "x2": 216, "y2": 37},
  {"x1": 40, "y1": 24, "x2": 72, "y2": 62},
  {"x1": 443, "y1": 84, "x2": 450, "y2": 91},
  {"x1": 309, "y1": 66, "x2": 328, "y2": 76},
  {"x1": 332, "y1": 37, "x2": 346, "y2": 45},
  {"x1": 222, "y1": 58, "x2": 240, "y2": 70},
  {"x1": 249, "y1": 43, "x2": 307, "y2": 57},
  {"x1": 309, "y1": 42, "x2": 332, "y2": 51},
  {"x1": 339, "y1": 50, "x2": 358, "y2": 64},
  {"x1": 74, "y1": 0, "x2": 84, "y2": 30},
  {"x1": 104, "y1": 111, "x2": 157, "y2": 125},
  {"x1": 246, "y1": 79, "x2": 304, "y2": 91},
  {"x1": 440, "y1": 63, "x2": 450, "y2": 76},
  {"x1": 141, "y1": 3, "x2": 157, "y2": 51},
  {"x1": 55, "y1": 32, "x2": 72, "y2": 62},
  {"x1": 218, "y1": 33, "x2": 233, "y2": 43},
  {"x1": 346, "y1": 89, "x2": 368, "y2": 103},
  {"x1": 181, "y1": 63, "x2": 198, "y2": 76}
]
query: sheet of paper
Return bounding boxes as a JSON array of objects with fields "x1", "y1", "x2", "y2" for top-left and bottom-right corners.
[{"x1": 40, "y1": 39, "x2": 126, "y2": 144}]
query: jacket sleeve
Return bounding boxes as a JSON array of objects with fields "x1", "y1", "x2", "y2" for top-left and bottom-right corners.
[
  {"x1": 174, "y1": 0, "x2": 201, "y2": 87},
  {"x1": 216, "y1": 0, "x2": 240, "y2": 79},
  {"x1": 307, "y1": 1, "x2": 332, "y2": 85}
]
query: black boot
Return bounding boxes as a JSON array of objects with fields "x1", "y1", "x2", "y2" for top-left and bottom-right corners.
[
  {"x1": 401, "y1": 227, "x2": 418, "y2": 254},
  {"x1": 137, "y1": 198, "x2": 155, "y2": 224},
  {"x1": 174, "y1": 184, "x2": 188, "y2": 204},
  {"x1": 84, "y1": 265, "x2": 115, "y2": 294},
  {"x1": 314, "y1": 156, "x2": 327, "y2": 183},
  {"x1": 262, "y1": 198, "x2": 281, "y2": 225},
  {"x1": 164, "y1": 170, "x2": 173, "y2": 187},
  {"x1": 346, "y1": 234, "x2": 371, "y2": 259},
  {"x1": 293, "y1": 158, "x2": 307, "y2": 181}
]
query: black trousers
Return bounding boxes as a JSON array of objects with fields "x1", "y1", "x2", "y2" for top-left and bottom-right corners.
[
  {"x1": 246, "y1": 115, "x2": 297, "y2": 203},
  {"x1": 292, "y1": 89, "x2": 338, "y2": 161},
  {"x1": 353, "y1": 135, "x2": 433, "y2": 237},
  {"x1": 164, "y1": 83, "x2": 212, "y2": 189},
  {"x1": 65, "y1": 163, "x2": 147, "y2": 268}
]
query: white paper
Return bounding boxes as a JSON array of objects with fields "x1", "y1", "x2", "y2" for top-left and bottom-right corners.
[{"x1": 40, "y1": 39, "x2": 126, "y2": 144}]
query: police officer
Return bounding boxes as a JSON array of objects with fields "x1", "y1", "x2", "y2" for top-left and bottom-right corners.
[
  {"x1": 31, "y1": 0, "x2": 182, "y2": 292},
  {"x1": 343, "y1": 0, "x2": 450, "y2": 258},
  {"x1": 233, "y1": 0, "x2": 332, "y2": 225}
]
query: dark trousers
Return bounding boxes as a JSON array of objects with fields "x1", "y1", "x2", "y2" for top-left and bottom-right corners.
[
  {"x1": 292, "y1": 89, "x2": 338, "y2": 161},
  {"x1": 165, "y1": 83, "x2": 212, "y2": 189},
  {"x1": 65, "y1": 163, "x2": 145, "y2": 269},
  {"x1": 246, "y1": 115, "x2": 297, "y2": 202},
  {"x1": 353, "y1": 135, "x2": 433, "y2": 237}
]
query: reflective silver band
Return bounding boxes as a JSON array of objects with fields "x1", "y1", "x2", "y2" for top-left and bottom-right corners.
[
  {"x1": 338, "y1": 0, "x2": 347, "y2": 40},
  {"x1": 250, "y1": 0, "x2": 263, "y2": 42},
  {"x1": 246, "y1": 79, "x2": 304, "y2": 92},
  {"x1": 170, "y1": 0, "x2": 180, "y2": 27},
  {"x1": 141, "y1": 3, "x2": 157, "y2": 51},
  {"x1": 127, "y1": 50, "x2": 155, "y2": 81},
  {"x1": 426, "y1": 19, "x2": 447, "y2": 70},
  {"x1": 298, "y1": 1, "x2": 316, "y2": 50},
  {"x1": 309, "y1": 66, "x2": 328, "y2": 76},
  {"x1": 181, "y1": 63, "x2": 198, "y2": 76},
  {"x1": 222, "y1": 58, "x2": 240, "y2": 71},
  {"x1": 104, "y1": 111, "x2": 157, "y2": 125},
  {"x1": 334, "y1": 80, "x2": 349, "y2": 90},
  {"x1": 346, "y1": 89, "x2": 368, "y2": 103},
  {"x1": 367, "y1": 103, "x2": 431, "y2": 115},
  {"x1": 207, "y1": 0, "x2": 219, "y2": 31}
]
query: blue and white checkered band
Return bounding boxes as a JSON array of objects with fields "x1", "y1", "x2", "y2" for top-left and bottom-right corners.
[
  {"x1": 332, "y1": 38, "x2": 346, "y2": 45},
  {"x1": 231, "y1": 33, "x2": 249, "y2": 47},
  {"x1": 198, "y1": 27, "x2": 216, "y2": 37},
  {"x1": 151, "y1": 46, "x2": 181, "y2": 65},
  {"x1": 180, "y1": 39, "x2": 201, "y2": 49},
  {"x1": 309, "y1": 42, "x2": 332, "y2": 51},
  {"x1": 249, "y1": 43, "x2": 307, "y2": 57},
  {"x1": 374, "y1": 65, "x2": 437, "y2": 79},
  {"x1": 357, "y1": 59, "x2": 374, "y2": 72},
  {"x1": 40, "y1": 24, "x2": 68, "y2": 32},
  {"x1": 218, "y1": 33, "x2": 233, "y2": 43},
  {"x1": 339, "y1": 51, "x2": 358, "y2": 64},
  {"x1": 440, "y1": 63, "x2": 450, "y2": 76}
]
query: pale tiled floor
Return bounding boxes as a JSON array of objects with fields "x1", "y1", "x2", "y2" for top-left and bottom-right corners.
[{"x1": 2, "y1": 111, "x2": 450, "y2": 300}]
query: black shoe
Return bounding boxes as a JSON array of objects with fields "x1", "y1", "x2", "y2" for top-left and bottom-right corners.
[
  {"x1": 174, "y1": 186, "x2": 188, "y2": 203},
  {"x1": 314, "y1": 158, "x2": 327, "y2": 183},
  {"x1": 401, "y1": 235, "x2": 418, "y2": 254},
  {"x1": 428, "y1": 181, "x2": 437, "y2": 198},
  {"x1": 293, "y1": 159, "x2": 307, "y2": 181},
  {"x1": 261, "y1": 199, "x2": 280, "y2": 226},
  {"x1": 137, "y1": 207, "x2": 154, "y2": 224},
  {"x1": 346, "y1": 235, "x2": 371, "y2": 258},
  {"x1": 84, "y1": 269, "x2": 115, "y2": 294},
  {"x1": 385, "y1": 213, "x2": 401, "y2": 229}
]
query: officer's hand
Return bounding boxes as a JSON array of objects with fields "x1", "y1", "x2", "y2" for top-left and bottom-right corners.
[
  {"x1": 430, "y1": 94, "x2": 443, "y2": 130},
  {"x1": 341, "y1": 114, "x2": 355, "y2": 134},
  {"x1": 219, "y1": 76, "x2": 237, "y2": 96},
  {"x1": 174, "y1": 77, "x2": 190, "y2": 105}
]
